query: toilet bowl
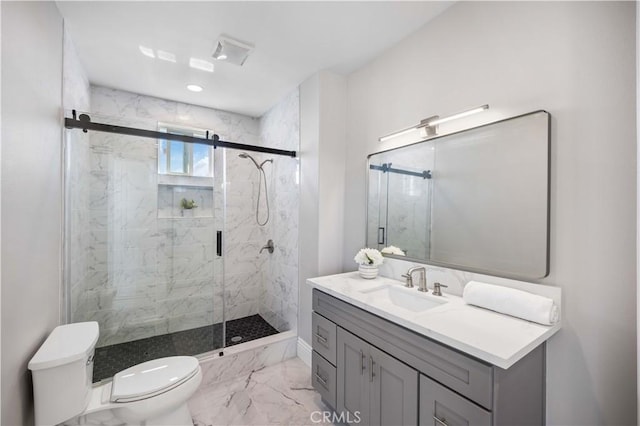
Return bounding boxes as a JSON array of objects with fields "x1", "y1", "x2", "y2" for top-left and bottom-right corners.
[{"x1": 28, "y1": 322, "x2": 202, "y2": 426}]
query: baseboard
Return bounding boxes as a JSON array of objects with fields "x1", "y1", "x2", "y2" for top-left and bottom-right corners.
[{"x1": 297, "y1": 337, "x2": 312, "y2": 367}]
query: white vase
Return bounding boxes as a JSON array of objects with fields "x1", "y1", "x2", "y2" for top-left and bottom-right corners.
[{"x1": 358, "y1": 264, "x2": 378, "y2": 279}]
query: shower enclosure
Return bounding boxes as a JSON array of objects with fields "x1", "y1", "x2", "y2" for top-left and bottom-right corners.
[
  {"x1": 63, "y1": 88, "x2": 299, "y2": 382},
  {"x1": 367, "y1": 141, "x2": 434, "y2": 259}
]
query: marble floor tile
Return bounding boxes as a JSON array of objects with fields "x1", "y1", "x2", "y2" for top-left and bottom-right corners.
[{"x1": 189, "y1": 357, "x2": 333, "y2": 426}]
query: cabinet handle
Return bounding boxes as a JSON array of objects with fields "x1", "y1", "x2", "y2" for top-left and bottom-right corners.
[
  {"x1": 315, "y1": 373, "x2": 328, "y2": 387},
  {"x1": 433, "y1": 416, "x2": 448, "y2": 426},
  {"x1": 360, "y1": 350, "x2": 366, "y2": 375},
  {"x1": 314, "y1": 333, "x2": 328, "y2": 344},
  {"x1": 369, "y1": 356, "x2": 375, "y2": 382}
]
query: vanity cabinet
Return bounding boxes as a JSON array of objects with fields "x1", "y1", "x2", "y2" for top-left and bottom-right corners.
[
  {"x1": 311, "y1": 289, "x2": 545, "y2": 426},
  {"x1": 336, "y1": 327, "x2": 418, "y2": 426}
]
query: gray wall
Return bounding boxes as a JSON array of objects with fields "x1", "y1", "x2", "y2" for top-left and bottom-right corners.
[
  {"x1": 1, "y1": 2, "x2": 64, "y2": 425},
  {"x1": 344, "y1": 2, "x2": 636, "y2": 424}
]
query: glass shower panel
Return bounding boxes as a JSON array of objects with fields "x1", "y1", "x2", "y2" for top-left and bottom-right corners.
[
  {"x1": 386, "y1": 168, "x2": 431, "y2": 259},
  {"x1": 222, "y1": 150, "x2": 298, "y2": 338},
  {"x1": 64, "y1": 115, "x2": 223, "y2": 382}
]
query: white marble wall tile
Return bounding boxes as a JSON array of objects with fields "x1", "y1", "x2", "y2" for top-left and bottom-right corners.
[
  {"x1": 63, "y1": 29, "x2": 92, "y2": 327},
  {"x1": 90, "y1": 87, "x2": 141, "y2": 121},
  {"x1": 198, "y1": 334, "x2": 298, "y2": 387},
  {"x1": 166, "y1": 311, "x2": 215, "y2": 334},
  {"x1": 226, "y1": 301, "x2": 261, "y2": 321},
  {"x1": 69, "y1": 85, "x2": 298, "y2": 347},
  {"x1": 256, "y1": 89, "x2": 300, "y2": 332},
  {"x1": 378, "y1": 256, "x2": 549, "y2": 299},
  {"x1": 63, "y1": 28, "x2": 90, "y2": 112},
  {"x1": 157, "y1": 185, "x2": 214, "y2": 218}
]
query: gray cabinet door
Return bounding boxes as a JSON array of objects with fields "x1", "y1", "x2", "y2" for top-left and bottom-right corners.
[
  {"x1": 369, "y1": 346, "x2": 418, "y2": 426},
  {"x1": 337, "y1": 327, "x2": 370, "y2": 425},
  {"x1": 419, "y1": 375, "x2": 492, "y2": 426}
]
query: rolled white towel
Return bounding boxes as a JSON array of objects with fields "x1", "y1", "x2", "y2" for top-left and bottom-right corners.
[{"x1": 463, "y1": 281, "x2": 559, "y2": 325}]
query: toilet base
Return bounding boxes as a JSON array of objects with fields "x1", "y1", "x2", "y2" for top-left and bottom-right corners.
[
  {"x1": 145, "y1": 403, "x2": 193, "y2": 425},
  {"x1": 63, "y1": 403, "x2": 193, "y2": 426}
]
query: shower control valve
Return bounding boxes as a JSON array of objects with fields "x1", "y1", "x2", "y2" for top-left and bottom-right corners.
[{"x1": 260, "y1": 239, "x2": 274, "y2": 254}]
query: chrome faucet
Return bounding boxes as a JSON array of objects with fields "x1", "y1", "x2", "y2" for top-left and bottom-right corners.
[{"x1": 402, "y1": 266, "x2": 427, "y2": 291}]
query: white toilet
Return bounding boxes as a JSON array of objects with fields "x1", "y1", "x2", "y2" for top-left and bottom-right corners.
[{"x1": 28, "y1": 322, "x2": 202, "y2": 426}]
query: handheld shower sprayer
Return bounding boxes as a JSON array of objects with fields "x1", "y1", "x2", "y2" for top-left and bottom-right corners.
[{"x1": 238, "y1": 152, "x2": 273, "y2": 226}]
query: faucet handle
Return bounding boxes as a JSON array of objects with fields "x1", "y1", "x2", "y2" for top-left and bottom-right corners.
[
  {"x1": 432, "y1": 282, "x2": 448, "y2": 296},
  {"x1": 401, "y1": 274, "x2": 414, "y2": 288}
]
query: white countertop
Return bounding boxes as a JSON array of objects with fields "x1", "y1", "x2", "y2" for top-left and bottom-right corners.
[{"x1": 308, "y1": 272, "x2": 561, "y2": 369}]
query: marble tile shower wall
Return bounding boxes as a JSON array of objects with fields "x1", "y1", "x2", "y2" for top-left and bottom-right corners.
[
  {"x1": 74, "y1": 87, "x2": 250, "y2": 346},
  {"x1": 63, "y1": 29, "x2": 92, "y2": 325},
  {"x1": 67, "y1": 130, "x2": 92, "y2": 322},
  {"x1": 258, "y1": 90, "x2": 300, "y2": 332},
  {"x1": 72, "y1": 86, "x2": 281, "y2": 347}
]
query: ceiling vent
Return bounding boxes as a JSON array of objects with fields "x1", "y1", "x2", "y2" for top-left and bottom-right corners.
[{"x1": 212, "y1": 35, "x2": 254, "y2": 66}]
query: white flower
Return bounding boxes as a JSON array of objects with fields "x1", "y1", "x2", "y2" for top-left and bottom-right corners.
[
  {"x1": 354, "y1": 248, "x2": 384, "y2": 266},
  {"x1": 381, "y1": 245, "x2": 406, "y2": 256}
]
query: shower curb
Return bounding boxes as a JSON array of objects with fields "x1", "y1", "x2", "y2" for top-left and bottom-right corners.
[{"x1": 197, "y1": 331, "x2": 298, "y2": 387}]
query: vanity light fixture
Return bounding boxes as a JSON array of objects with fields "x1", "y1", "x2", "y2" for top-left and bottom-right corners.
[
  {"x1": 379, "y1": 104, "x2": 490, "y2": 142},
  {"x1": 186, "y1": 84, "x2": 203, "y2": 92}
]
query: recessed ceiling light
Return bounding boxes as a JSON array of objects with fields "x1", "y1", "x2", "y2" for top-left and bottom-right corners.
[
  {"x1": 139, "y1": 45, "x2": 155, "y2": 58},
  {"x1": 189, "y1": 58, "x2": 214, "y2": 73},
  {"x1": 187, "y1": 84, "x2": 203, "y2": 92},
  {"x1": 157, "y1": 50, "x2": 176, "y2": 63}
]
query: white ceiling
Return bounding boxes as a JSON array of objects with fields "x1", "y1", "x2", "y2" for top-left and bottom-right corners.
[{"x1": 57, "y1": 1, "x2": 452, "y2": 117}]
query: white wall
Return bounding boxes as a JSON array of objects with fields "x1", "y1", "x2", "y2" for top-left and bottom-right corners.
[
  {"x1": 1, "y1": 2, "x2": 64, "y2": 425},
  {"x1": 344, "y1": 2, "x2": 636, "y2": 425},
  {"x1": 298, "y1": 71, "x2": 347, "y2": 345}
]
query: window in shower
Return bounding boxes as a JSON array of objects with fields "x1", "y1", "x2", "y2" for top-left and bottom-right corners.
[{"x1": 158, "y1": 123, "x2": 213, "y2": 177}]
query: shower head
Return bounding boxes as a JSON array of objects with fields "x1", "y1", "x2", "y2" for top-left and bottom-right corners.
[
  {"x1": 239, "y1": 152, "x2": 260, "y2": 169},
  {"x1": 238, "y1": 152, "x2": 272, "y2": 170}
]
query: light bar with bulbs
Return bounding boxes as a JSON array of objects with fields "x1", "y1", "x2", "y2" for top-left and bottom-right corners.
[{"x1": 379, "y1": 104, "x2": 489, "y2": 142}]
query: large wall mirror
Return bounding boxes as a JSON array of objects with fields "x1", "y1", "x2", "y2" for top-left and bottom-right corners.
[{"x1": 367, "y1": 110, "x2": 550, "y2": 279}]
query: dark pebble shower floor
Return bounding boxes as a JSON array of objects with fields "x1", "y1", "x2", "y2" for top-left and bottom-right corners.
[{"x1": 92, "y1": 314, "x2": 278, "y2": 382}]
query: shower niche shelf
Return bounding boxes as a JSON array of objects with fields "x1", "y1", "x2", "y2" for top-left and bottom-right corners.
[
  {"x1": 157, "y1": 183, "x2": 214, "y2": 219},
  {"x1": 158, "y1": 174, "x2": 214, "y2": 188}
]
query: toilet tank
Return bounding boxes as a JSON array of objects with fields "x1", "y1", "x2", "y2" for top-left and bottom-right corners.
[{"x1": 28, "y1": 322, "x2": 99, "y2": 426}]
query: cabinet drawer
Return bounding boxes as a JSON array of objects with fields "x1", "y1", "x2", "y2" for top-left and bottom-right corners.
[
  {"x1": 312, "y1": 312, "x2": 337, "y2": 365},
  {"x1": 419, "y1": 375, "x2": 491, "y2": 426},
  {"x1": 312, "y1": 351, "x2": 337, "y2": 409}
]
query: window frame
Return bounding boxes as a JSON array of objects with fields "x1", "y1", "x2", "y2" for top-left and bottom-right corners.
[{"x1": 157, "y1": 122, "x2": 214, "y2": 177}]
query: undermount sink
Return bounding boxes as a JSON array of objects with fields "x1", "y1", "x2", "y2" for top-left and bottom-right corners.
[{"x1": 359, "y1": 284, "x2": 446, "y2": 312}]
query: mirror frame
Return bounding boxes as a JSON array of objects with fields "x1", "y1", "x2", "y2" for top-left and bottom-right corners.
[{"x1": 366, "y1": 110, "x2": 551, "y2": 280}]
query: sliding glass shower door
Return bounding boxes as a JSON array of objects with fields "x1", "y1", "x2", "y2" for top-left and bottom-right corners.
[{"x1": 64, "y1": 114, "x2": 225, "y2": 382}]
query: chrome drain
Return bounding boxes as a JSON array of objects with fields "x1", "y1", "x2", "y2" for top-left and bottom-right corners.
[{"x1": 231, "y1": 336, "x2": 243, "y2": 343}]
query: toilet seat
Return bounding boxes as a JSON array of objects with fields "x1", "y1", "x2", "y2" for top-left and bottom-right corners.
[{"x1": 110, "y1": 356, "x2": 200, "y2": 403}]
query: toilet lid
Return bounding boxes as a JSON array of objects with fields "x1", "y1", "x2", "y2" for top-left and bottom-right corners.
[{"x1": 111, "y1": 356, "x2": 199, "y2": 403}]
